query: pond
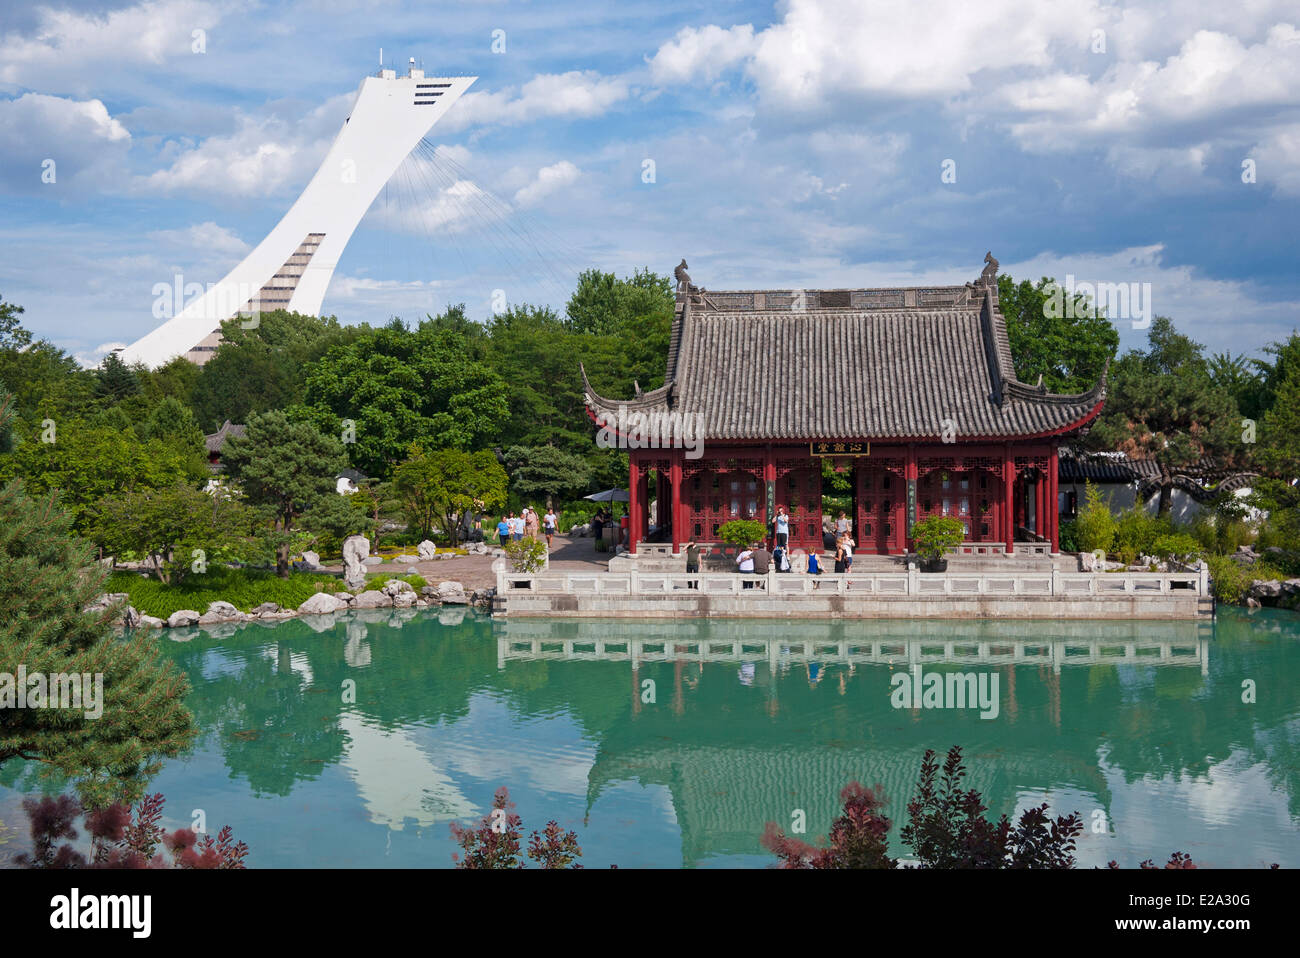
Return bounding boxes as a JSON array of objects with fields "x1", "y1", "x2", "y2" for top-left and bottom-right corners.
[{"x1": 2, "y1": 607, "x2": 1297, "y2": 868}]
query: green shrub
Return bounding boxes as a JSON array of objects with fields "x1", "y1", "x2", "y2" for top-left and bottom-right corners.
[
  {"x1": 1205, "y1": 554, "x2": 1249, "y2": 604},
  {"x1": 1074, "y1": 483, "x2": 1116, "y2": 555},
  {"x1": 1114, "y1": 504, "x2": 1172, "y2": 557},
  {"x1": 717, "y1": 519, "x2": 768, "y2": 547},
  {"x1": 106, "y1": 567, "x2": 344, "y2": 618},
  {"x1": 364, "y1": 572, "x2": 427, "y2": 591},
  {"x1": 504, "y1": 536, "x2": 548, "y2": 572},
  {"x1": 1151, "y1": 533, "x2": 1204, "y2": 564},
  {"x1": 911, "y1": 515, "x2": 966, "y2": 561},
  {"x1": 1058, "y1": 519, "x2": 1080, "y2": 554}
]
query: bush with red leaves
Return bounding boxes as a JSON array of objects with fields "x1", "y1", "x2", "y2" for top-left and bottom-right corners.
[
  {"x1": 16, "y1": 792, "x2": 247, "y2": 869},
  {"x1": 450, "y1": 787, "x2": 583, "y2": 869},
  {"x1": 763, "y1": 782, "x2": 895, "y2": 869}
]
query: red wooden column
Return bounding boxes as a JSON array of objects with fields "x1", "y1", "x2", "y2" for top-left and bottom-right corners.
[
  {"x1": 763, "y1": 444, "x2": 776, "y2": 546},
  {"x1": 1034, "y1": 467, "x2": 1045, "y2": 538},
  {"x1": 671, "y1": 451, "x2": 684, "y2": 555},
  {"x1": 1003, "y1": 442, "x2": 1015, "y2": 554},
  {"x1": 905, "y1": 443, "x2": 917, "y2": 555},
  {"x1": 628, "y1": 453, "x2": 640, "y2": 554},
  {"x1": 1048, "y1": 445, "x2": 1059, "y2": 553}
]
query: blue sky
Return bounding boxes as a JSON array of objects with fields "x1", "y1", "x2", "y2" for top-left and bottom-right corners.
[{"x1": 1, "y1": 0, "x2": 1297, "y2": 366}]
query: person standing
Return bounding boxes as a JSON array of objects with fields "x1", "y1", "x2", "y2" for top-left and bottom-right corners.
[
  {"x1": 543, "y1": 507, "x2": 558, "y2": 548},
  {"x1": 836, "y1": 511, "x2": 850, "y2": 540},
  {"x1": 496, "y1": 515, "x2": 510, "y2": 547},
  {"x1": 774, "y1": 507, "x2": 790, "y2": 549},
  {"x1": 525, "y1": 507, "x2": 540, "y2": 540},
  {"x1": 592, "y1": 511, "x2": 604, "y2": 544},
  {"x1": 685, "y1": 540, "x2": 700, "y2": 589},
  {"x1": 736, "y1": 545, "x2": 755, "y2": 588},
  {"x1": 833, "y1": 538, "x2": 845, "y2": 573},
  {"x1": 842, "y1": 534, "x2": 854, "y2": 572}
]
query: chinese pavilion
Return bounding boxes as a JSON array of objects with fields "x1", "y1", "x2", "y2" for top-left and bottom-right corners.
[{"x1": 581, "y1": 254, "x2": 1107, "y2": 556}]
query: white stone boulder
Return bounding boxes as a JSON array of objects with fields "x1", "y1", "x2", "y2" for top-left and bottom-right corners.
[
  {"x1": 167, "y1": 609, "x2": 201, "y2": 628},
  {"x1": 362, "y1": 556, "x2": 384, "y2": 566},
  {"x1": 342, "y1": 534, "x2": 370, "y2": 590},
  {"x1": 298, "y1": 592, "x2": 345, "y2": 615},
  {"x1": 138, "y1": 614, "x2": 165, "y2": 630},
  {"x1": 300, "y1": 550, "x2": 323, "y2": 571},
  {"x1": 392, "y1": 591, "x2": 417, "y2": 608},
  {"x1": 381, "y1": 578, "x2": 414, "y2": 597},
  {"x1": 418, "y1": 540, "x2": 437, "y2": 559},
  {"x1": 394, "y1": 554, "x2": 421, "y2": 564},
  {"x1": 351, "y1": 590, "x2": 393, "y2": 609},
  {"x1": 251, "y1": 601, "x2": 281, "y2": 615}
]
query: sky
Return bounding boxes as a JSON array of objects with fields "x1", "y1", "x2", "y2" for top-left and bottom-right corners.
[{"x1": 0, "y1": 0, "x2": 1297, "y2": 367}]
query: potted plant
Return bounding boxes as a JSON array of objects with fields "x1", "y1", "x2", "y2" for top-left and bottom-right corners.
[{"x1": 911, "y1": 515, "x2": 966, "y2": 572}]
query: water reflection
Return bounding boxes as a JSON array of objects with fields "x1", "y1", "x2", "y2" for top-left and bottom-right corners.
[{"x1": 3, "y1": 608, "x2": 1294, "y2": 868}]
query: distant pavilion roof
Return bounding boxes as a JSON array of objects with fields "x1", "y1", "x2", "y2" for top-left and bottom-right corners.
[
  {"x1": 204, "y1": 420, "x2": 246, "y2": 455},
  {"x1": 581, "y1": 256, "x2": 1106, "y2": 443}
]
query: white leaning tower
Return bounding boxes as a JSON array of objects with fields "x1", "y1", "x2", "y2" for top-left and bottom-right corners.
[{"x1": 120, "y1": 62, "x2": 475, "y2": 366}]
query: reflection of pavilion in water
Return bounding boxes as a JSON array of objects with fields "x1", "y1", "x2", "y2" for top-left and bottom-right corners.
[
  {"x1": 496, "y1": 618, "x2": 1211, "y2": 676},
  {"x1": 495, "y1": 618, "x2": 1212, "y2": 865}
]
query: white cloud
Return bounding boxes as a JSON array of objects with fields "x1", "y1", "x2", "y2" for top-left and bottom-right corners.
[
  {"x1": 0, "y1": 0, "x2": 232, "y2": 93},
  {"x1": 648, "y1": 24, "x2": 757, "y2": 85},
  {"x1": 148, "y1": 220, "x2": 250, "y2": 258},
  {"x1": 138, "y1": 92, "x2": 350, "y2": 198},
  {"x1": 513, "y1": 160, "x2": 580, "y2": 207},
  {"x1": 442, "y1": 71, "x2": 630, "y2": 132},
  {"x1": 0, "y1": 92, "x2": 130, "y2": 192}
]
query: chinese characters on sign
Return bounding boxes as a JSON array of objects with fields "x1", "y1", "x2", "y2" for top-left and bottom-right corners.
[{"x1": 810, "y1": 441, "x2": 871, "y2": 456}]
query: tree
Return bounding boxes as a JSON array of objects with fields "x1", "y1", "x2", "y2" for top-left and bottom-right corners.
[
  {"x1": 1074, "y1": 482, "x2": 1117, "y2": 555},
  {"x1": 0, "y1": 394, "x2": 196, "y2": 807},
  {"x1": 450, "y1": 787, "x2": 583, "y2": 869},
  {"x1": 94, "y1": 352, "x2": 139, "y2": 403},
  {"x1": 0, "y1": 296, "x2": 31, "y2": 351},
  {"x1": 298, "y1": 321, "x2": 508, "y2": 478},
  {"x1": 189, "y1": 310, "x2": 353, "y2": 432},
  {"x1": 565, "y1": 267, "x2": 673, "y2": 336},
  {"x1": 391, "y1": 446, "x2": 507, "y2": 543},
  {"x1": 19, "y1": 792, "x2": 247, "y2": 868},
  {"x1": 503, "y1": 444, "x2": 594, "y2": 505},
  {"x1": 1086, "y1": 317, "x2": 1241, "y2": 515},
  {"x1": 762, "y1": 782, "x2": 895, "y2": 869},
  {"x1": 91, "y1": 482, "x2": 251, "y2": 584},
  {"x1": 0, "y1": 419, "x2": 207, "y2": 535},
  {"x1": 900, "y1": 747, "x2": 1082, "y2": 869},
  {"x1": 997, "y1": 275, "x2": 1118, "y2": 393},
  {"x1": 220, "y1": 411, "x2": 347, "y2": 576}
]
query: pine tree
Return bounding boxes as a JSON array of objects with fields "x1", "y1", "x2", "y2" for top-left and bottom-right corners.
[
  {"x1": 0, "y1": 392, "x2": 196, "y2": 808},
  {"x1": 94, "y1": 351, "x2": 139, "y2": 402}
]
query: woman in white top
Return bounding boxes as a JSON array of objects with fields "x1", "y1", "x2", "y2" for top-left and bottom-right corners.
[{"x1": 736, "y1": 547, "x2": 755, "y2": 588}]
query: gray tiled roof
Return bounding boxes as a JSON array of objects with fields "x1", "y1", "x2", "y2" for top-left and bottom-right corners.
[
  {"x1": 203, "y1": 419, "x2": 246, "y2": 454},
  {"x1": 583, "y1": 263, "x2": 1106, "y2": 442}
]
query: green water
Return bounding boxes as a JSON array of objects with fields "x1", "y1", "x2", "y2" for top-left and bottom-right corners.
[{"x1": 3, "y1": 607, "x2": 1298, "y2": 868}]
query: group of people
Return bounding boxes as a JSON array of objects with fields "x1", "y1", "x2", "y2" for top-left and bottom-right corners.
[
  {"x1": 495, "y1": 506, "x2": 559, "y2": 548},
  {"x1": 681, "y1": 507, "x2": 857, "y2": 581}
]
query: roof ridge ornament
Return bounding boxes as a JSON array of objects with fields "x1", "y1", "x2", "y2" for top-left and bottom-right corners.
[{"x1": 979, "y1": 250, "x2": 999, "y2": 287}]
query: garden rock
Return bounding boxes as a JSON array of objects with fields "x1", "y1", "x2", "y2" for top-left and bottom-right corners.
[
  {"x1": 299, "y1": 550, "x2": 323, "y2": 571},
  {"x1": 418, "y1": 540, "x2": 437, "y2": 559},
  {"x1": 351, "y1": 590, "x2": 393, "y2": 609},
  {"x1": 363, "y1": 556, "x2": 383, "y2": 566},
  {"x1": 336, "y1": 592, "x2": 353, "y2": 603},
  {"x1": 138, "y1": 615, "x2": 165, "y2": 629},
  {"x1": 392, "y1": 591, "x2": 417, "y2": 609},
  {"x1": 382, "y1": 579, "x2": 414, "y2": 597},
  {"x1": 342, "y1": 535, "x2": 370, "y2": 590},
  {"x1": 1249, "y1": 580, "x2": 1282, "y2": 599},
  {"x1": 251, "y1": 602, "x2": 281, "y2": 615},
  {"x1": 167, "y1": 609, "x2": 201, "y2": 628},
  {"x1": 437, "y1": 580, "x2": 465, "y2": 595},
  {"x1": 298, "y1": 592, "x2": 345, "y2": 615}
]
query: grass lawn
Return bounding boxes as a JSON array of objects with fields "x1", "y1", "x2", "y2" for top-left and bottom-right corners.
[{"x1": 106, "y1": 567, "x2": 347, "y2": 618}]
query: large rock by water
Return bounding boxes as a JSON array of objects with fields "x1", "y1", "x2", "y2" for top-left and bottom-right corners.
[
  {"x1": 351, "y1": 590, "x2": 393, "y2": 609},
  {"x1": 298, "y1": 592, "x2": 345, "y2": 615},
  {"x1": 198, "y1": 600, "x2": 243, "y2": 625},
  {"x1": 167, "y1": 609, "x2": 201, "y2": 628},
  {"x1": 343, "y1": 535, "x2": 370, "y2": 590}
]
